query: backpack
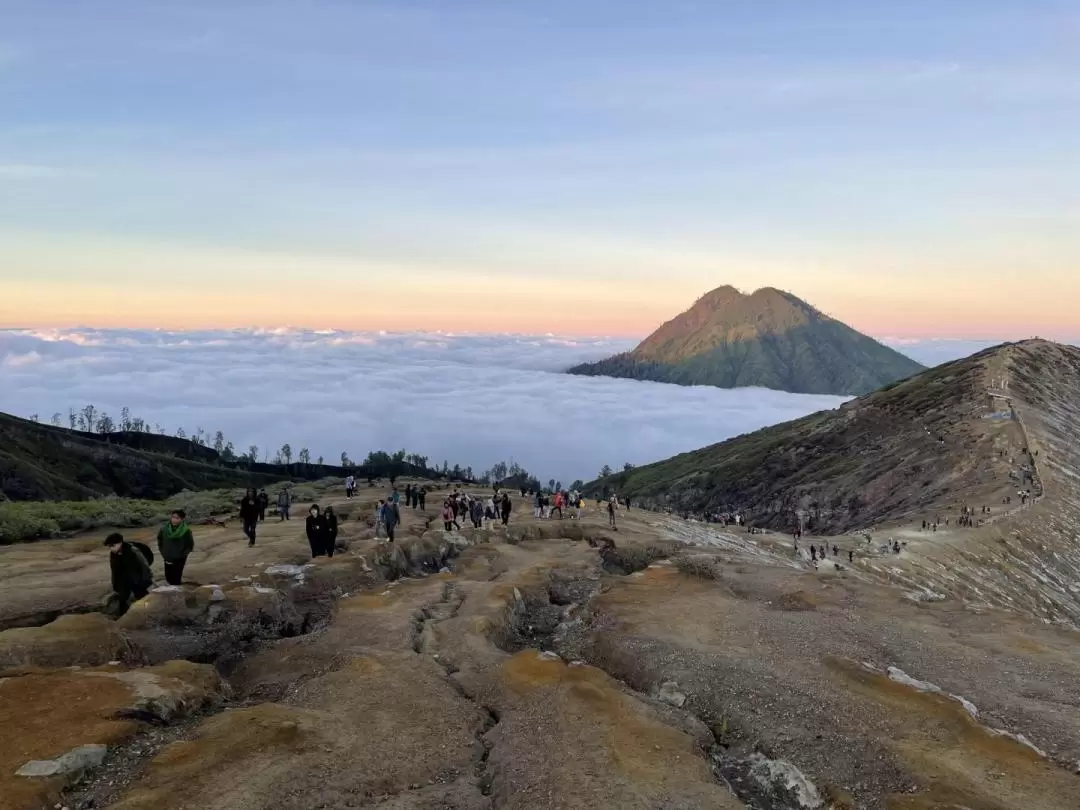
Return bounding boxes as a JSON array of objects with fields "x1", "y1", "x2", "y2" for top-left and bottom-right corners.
[{"x1": 131, "y1": 541, "x2": 155, "y2": 567}]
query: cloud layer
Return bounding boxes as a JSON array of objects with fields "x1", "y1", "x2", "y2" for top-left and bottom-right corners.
[{"x1": 0, "y1": 328, "x2": 853, "y2": 484}]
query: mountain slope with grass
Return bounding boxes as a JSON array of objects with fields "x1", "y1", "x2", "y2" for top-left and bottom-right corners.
[
  {"x1": 567, "y1": 285, "x2": 925, "y2": 395},
  {"x1": 0, "y1": 412, "x2": 292, "y2": 501},
  {"x1": 586, "y1": 339, "x2": 1077, "y2": 536}
]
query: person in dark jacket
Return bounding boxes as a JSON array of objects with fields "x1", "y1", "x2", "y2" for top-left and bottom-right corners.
[
  {"x1": 257, "y1": 489, "x2": 269, "y2": 521},
  {"x1": 105, "y1": 532, "x2": 153, "y2": 616},
  {"x1": 239, "y1": 488, "x2": 260, "y2": 546},
  {"x1": 306, "y1": 504, "x2": 328, "y2": 558},
  {"x1": 157, "y1": 509, "x2": 194, "y2": 585},
  {"x1": 381, "y1": 499, "x2": 399, "y2": 543},
  {"x1": 500, "y1": 493, "x2": 512, "y2": 525},
  {"x1": 323, "y1": 506, "x2": 339, "y2": 557},
  {"x1": 418, "y1": 487, "x2": 426, "y2": 511}
]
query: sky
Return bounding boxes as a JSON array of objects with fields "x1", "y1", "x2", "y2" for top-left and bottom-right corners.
[{"x1": 1, "y1": 1, "x2": 1078, "y2": 338}]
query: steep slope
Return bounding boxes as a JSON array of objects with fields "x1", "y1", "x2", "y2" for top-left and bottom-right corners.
[
  {"x1": 586, "y1": 340, "x2": 1071, "y2": 536},
  {"x1": 0, "y1": 413, "x2": 289, "y2": 501},
  {"x1": 567, "y1": 285, "x2": 924, "y2": 395}
]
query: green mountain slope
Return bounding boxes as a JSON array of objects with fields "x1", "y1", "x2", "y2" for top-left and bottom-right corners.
[
  {"x1": 583, "y1": 340, "x2": 1076, "y2": 533},
  {"x1": 567, "y1": 286, "x2": 925, "y2": 395},
  {"x1": 0, "y1": 413, "x2": 292, "y2": 501}
]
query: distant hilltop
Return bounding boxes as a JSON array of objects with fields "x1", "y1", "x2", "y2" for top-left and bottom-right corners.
[{"x1": 567, "y1": 285, "x2": 925, "y2": 396}]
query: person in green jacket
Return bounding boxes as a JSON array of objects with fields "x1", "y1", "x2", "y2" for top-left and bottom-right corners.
[{"x1": 157, "y1": 509, "x2": 194, "y2": 585}]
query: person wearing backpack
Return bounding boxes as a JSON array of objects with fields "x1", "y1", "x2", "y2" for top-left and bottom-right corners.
[
  {"x1": 157, "y1": 509, "x2": 194, "y2": 585},
  {"x1": 104, "y1": 532, "x2": 153, "y2": 616}
]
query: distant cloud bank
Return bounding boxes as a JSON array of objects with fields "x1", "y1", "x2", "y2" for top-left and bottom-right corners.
[
  {"x1": 0, "y1": 328, "x2": 850, "y2": 483},
  {"x1": 3, "y1": 329, "x2": 1060, "y2": 484}
]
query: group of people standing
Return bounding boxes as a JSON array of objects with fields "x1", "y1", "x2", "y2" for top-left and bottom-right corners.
[
  {"x1": 440, "y1": 490, "x2": 513, "y2": 531},
  {"x1": 305, "y1": 504, "x2": 339, "y2": 557}
]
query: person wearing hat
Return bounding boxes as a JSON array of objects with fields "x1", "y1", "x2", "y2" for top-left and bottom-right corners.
[{"x1": 104, "y1": 532, "x2": 153, "y2": 616}]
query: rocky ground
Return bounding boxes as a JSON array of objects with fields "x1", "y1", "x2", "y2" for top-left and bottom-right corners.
[{"x1": 2, "y1": 474, "x2": 1080, "y2": 810}]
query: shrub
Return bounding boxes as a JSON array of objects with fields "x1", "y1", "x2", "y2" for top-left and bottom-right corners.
[{"x1": 674, "y1": 554, "x2": 723, "y2": 580}]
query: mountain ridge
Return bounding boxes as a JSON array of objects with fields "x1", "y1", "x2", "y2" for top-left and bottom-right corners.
[{"x1": 567, "y1": 285, "x2": 925, "y2": 395}]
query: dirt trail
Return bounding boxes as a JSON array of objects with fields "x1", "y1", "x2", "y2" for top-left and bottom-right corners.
[{"x1": 5, "y1": 487, "x2": 1080, "y2": 810}]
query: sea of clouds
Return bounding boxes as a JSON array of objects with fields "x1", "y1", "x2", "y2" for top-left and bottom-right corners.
[
  {"x1": 0, "y1": 327, "x2": 868, "y2": 484},
  {"x1": 0, "y1": 329, "x2": 1026, "y2": 484}
]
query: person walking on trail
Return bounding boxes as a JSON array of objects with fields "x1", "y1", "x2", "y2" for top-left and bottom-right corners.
[
  {"x1": 442, "y1": 501, "x2": 455, "y2": 532},
  {"x1": 374, "y1": 499, "x2": 386, "y2": 538},
  {"x1": 239, "y1": 488, "x2": 260, "y2": 547},
  {"x1": 157, "y1": 509, "x2": 194, "y2": 586},
  {"x1": 345, "y1": 475, "x2": 355, "y2": 499},
  {"x1": 553, "y1": 491, "x2": 564, "y2": 520},
  {"x1": 500, "y1": 492, "x2": 512, "y2": 525},
  {"x1": 381, "y1": 498, "x2": 399, "y2": 543},
  {"x1": 848, "y1": 549, "x2": 854, "y2": 564},
  {"x1": 418, "y1": 487, "x2": 426, "y2": 511},
  {"x1": 607, "y1": 496, "x2": 617, "y2": 529},
  {"x1": 306, "y1": 505, "x2": 328, "y2": 558},
  {"x1": 405, "y1": 483, "x2": 413, "y2": 506},
  {"x1": 105, "y1": 532, "x2": 153, "y2": 617},
  {"x1": 323, "y1": 506, "x2": 339, "y2": 557},
  {"x1": 576, "y1": 496, "x2": 584, "y2": 521},
  {"x1": 470, "y1": 497, "x2": 484, "y2": 528},
  {"x1": 534, "y1": 491, "x2": 543, "y2": 519},
  {"x1": 277, "y1": 488, "x2": 292, "y2": 521},
  {"x1": 257, "y1": 488, "x2": 269, "y2": 522}
]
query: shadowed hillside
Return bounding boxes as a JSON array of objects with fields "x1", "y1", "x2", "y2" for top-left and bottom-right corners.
[
  {"x1": 0, "y1": 414, "x2": 292, "y2": 501},
  {"x1": 586, "y1": 340, "x2": 1069, "y2": 535},
  {"x1": 567, "y1": 285, "x2": 924, "y2": 395}
]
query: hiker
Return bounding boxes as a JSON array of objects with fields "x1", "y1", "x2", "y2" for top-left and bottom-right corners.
[
  {"x1": 418, "y1": 487, "x2": 426, "y2": 511},
  {"x1": 157, "y1": 509, "x2": 194, "y2": 585},
  {"x1": 323, "y1": 506, "x2": 339, "y2": 557},
  {"x1": 533, "y1": 491, "x2": 543, "y2": 519},
  {"x1": 277, "y1": 487, "x2": 292, "y2": 521},
  {"x1": 485, "y1": 496, "x2": 496, "y2": 523},
  {"x1": 345, "y1": 474, "x2": 355, "y2": 499},
  {"x1": 832, "y1": 544, "x2": 838, "y2": 557},
  {"x1": 239, "y1": 488, "x2": 260, "y2": 546},
  {"x1": 381, "y1": 498, "x2": 399, "y2": 542},
  {"x1": 257, "y1": 488, "x2": 269, "y2": 521},
  {"x1": 607, "y1": 496, "x2": 617, "y2": 529},
  {"x1": 553, "y1": 491, "x2": 564, "y2": 520},
  {"x1": 848, "y1": 549, "x2": 854, "y2": 564},
  {"x1": 104, "y1": 532, "x2": 153, "y2": 617},
  {"x1": 374, "y1": 499, "x2": 386, "y2": 538},
  {"x1": 500, "y1": 492, "x2": 512, "y2": 525},
  {"x1": 405, "y1": 483, "x2": 412, "y2": 505},
  {"x1": 306, "y1": 505, "x2": 328, "y2": 558},
  {"x1": 575, "y1": 496, "x2": 584, "y2": 521},
  {"x1": 470, "y1": 497, "x2": 483, "y2": 528},
  {"x1": 810, "y1": 545, "x2": 817, "y2": 561}
]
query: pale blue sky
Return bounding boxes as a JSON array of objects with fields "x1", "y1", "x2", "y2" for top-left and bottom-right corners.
[{"x1": 1, "y1": 1, "x2": 1078, "y2": 336}]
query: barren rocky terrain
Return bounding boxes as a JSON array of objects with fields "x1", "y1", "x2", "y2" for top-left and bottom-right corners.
[{"x1": 3, "y1": 341, "x2": 1080, "y2": 810}]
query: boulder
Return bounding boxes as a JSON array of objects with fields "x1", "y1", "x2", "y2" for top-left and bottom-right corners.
[
  {"x1": 118, "y1": 583, "x2": 299, "y2": 635},
  {"x1": 0, "y1": 613, "x2": 130, "y2": 671}
]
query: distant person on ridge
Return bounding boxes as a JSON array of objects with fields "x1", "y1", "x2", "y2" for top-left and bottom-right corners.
[
  {"x1": 323, "y1": 506, "x2": 339, "y2": 557},
  {"x1": 104, "y1": 532, "x2": 153, "y2": 616},
  {"x1": 306, "y1": 504, "x2": 328, "y2": 558},
  {"x1": 157, "y1": 509, "x2": 194, "y2": 585},
  {"x1": 277, "y1": 487, "x2": 292, "y2": 521},
  {"x1": 239, "y1": 488, "x2": 260, "y2": 547},
  {"x1": 257, "y1": 488, "x2": 269, "y2": 521}
]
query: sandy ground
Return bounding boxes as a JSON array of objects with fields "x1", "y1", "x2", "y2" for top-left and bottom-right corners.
[{"x1": 4, "y1": 480, "x2": 1080, "y2": 810}]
